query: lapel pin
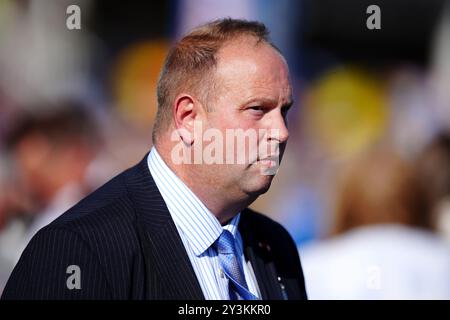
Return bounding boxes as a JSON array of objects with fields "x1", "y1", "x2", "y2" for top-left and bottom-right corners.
[
  {"x1": 277, "y1": 276, "x2": 288, "y2": 300},
  {"x1": 258, "y1": 242, "x2": 271, "y2": 252}
]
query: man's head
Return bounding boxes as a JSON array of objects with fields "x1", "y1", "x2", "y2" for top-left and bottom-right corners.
[
  {"x1": 153, "y1": 18, "x2": 292, "y2": 219},
  {"x1": 6, "y1": 102, "x2": 98, "y2": 207},
  {"x1": 153, "y1": 18, "x2": 287, "y2": 141}
]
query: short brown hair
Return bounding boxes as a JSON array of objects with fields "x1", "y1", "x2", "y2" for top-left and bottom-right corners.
[{"x1": 152, "y1": 18, "x2": 276, "y2": 143}]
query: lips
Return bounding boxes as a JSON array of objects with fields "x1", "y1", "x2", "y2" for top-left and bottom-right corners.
[{"x1": 255, "y1": 155, "x2": 279, "y2": 167}]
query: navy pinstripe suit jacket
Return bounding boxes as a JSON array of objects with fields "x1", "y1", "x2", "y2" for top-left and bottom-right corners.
[{"x1": 1, "y1": 154, "x2": 307, "y2": 300}]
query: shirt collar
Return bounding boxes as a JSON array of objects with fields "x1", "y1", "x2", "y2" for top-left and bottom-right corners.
[{"x1": 147, "y1": 146, "x2": 241, "y2": 256}]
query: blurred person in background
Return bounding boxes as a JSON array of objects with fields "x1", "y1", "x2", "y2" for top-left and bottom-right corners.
[
  {"x1": 416, "y1": 134, "x2": 450, "y2": 242},
  {"x1": 299, "y1": 147, "x2": 450, "y2": 299},
  {"x1": 0, "y1": 154, "x2": 35, "y2": 292},
  {"x1": 0, "y1": 100, "x2": 100, "y2": 293}
]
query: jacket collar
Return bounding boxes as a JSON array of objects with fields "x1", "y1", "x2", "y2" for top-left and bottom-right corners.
[
  {"x1": 127, "y1": 154, "x2": 204, "y2": 300},
  {"x1": 125, "y1": 154, "x2": 282, "y2": 300},
  {"x1": 147, "y1": 147, "x2": 241, "y2": 257},
  {"x1": 239, "y1": 212, "x2": 284, "y2": 300}
]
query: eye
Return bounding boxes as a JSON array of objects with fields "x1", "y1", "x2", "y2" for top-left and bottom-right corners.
[{"x1": 248, "y1": 106, "x2": 265, "y2": 113}]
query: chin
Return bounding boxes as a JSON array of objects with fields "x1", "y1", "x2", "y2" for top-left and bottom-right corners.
[{"x1": 244, "y1": 175, "x2": 273, "y2": 197}]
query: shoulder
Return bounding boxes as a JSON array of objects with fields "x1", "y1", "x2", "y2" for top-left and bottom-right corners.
[
  {"x1": 241, "y1": 207, "x2": 293, "y2": 241},
  {"x1": 240, "y1": 208, "x2": 299, "y2": 260},
  {"x1": 45, "y1": 156, "x2": 151, "y2": 241},
  {"x1": 241, "y1": 208, "x2": 308, "y2": 299},
  {"x1": 24, "y1": 160, "x2": 147, "y2": 268},
  {"x1": 2, "y1": 162, "x2": 149, "y2": 299}
]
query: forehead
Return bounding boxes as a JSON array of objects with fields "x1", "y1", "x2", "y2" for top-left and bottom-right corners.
[{"x1": 214, "y1": 39, "x2": 292, "y2": 99}]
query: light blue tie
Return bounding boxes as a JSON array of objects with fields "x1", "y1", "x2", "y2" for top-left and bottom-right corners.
[{"x1": 214, "y1": 230, "x2": 258, "y2": 300}]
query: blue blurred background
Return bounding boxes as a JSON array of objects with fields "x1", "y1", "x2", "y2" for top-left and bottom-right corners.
[{"x1": 1, "y1": 0, "x2": 449, "y2": 298}]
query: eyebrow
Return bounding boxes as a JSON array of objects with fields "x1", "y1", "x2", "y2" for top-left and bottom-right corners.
[{"x1": 244, "y1": 97, "x2": 294, "y2": 109}]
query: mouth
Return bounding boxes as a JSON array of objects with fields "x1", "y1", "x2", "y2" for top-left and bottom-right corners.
[{"x1": 255, "y1": 155, "x2": 279, "y2": 168}]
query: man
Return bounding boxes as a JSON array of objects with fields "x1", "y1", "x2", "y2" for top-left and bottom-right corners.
[{"x1": 2, "y1": 18, "x2": 307, "y2": 300}]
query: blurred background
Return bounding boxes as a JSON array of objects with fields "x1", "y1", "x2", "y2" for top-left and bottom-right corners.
[{"x1": 0, "y1": 0, "x2": 449, "y2": 299}]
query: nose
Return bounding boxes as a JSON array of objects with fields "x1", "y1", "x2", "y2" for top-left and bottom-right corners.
[{"x1": 269, "y1": 112, "x2": 289, "y2": 144}]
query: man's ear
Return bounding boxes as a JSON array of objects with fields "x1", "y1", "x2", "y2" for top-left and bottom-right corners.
[{"x1": 173, "y1": 94, "x2": 202, "y2": 145}]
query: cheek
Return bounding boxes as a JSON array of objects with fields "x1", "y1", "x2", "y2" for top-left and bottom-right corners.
[
  {"x1": 224, "y1": 114, "x2": 261, "y2": 131},
  {"x1": 208, "y1": 111, "x2": 242, "y2": 131}
]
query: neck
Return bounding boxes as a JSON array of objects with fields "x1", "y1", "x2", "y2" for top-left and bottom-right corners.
[{"x1": 154, "y1": 140, "x2": 255, "y2": 224}]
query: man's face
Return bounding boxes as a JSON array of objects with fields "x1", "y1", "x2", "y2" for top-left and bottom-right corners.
[{"x1": 199, "y1": 38, "x2": 292, "y2": 199}]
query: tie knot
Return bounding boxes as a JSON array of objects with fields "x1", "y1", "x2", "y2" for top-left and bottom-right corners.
[{"x1": 214, "y1": 230, "x2": 236, "y2": 255}]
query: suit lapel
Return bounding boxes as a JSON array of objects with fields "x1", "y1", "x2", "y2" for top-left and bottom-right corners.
[
  {"x1": 124, "y1": 155, "x2": 287, "y2": 300},
  {"x1": 127, "y1": 155, "x2": 204, "y2": 300},
  {"x1": 239, "y1": 210, "x2": 284, "y2": 300}
]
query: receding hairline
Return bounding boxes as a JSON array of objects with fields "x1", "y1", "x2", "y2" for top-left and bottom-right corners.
[
  {"x1": 152, "y1": 18, "x2": 283, "y2": 144},
  {"x1": 214, "y1": 37, "x2": 291, "y2": 90},
  {"x1": 215, "y1": 35, "x2": 287, "y2": 71}
]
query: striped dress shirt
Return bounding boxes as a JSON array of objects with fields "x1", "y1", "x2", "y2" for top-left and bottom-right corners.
[{"x1": 147, "y1": 147, "x2": 261, "y2": 300}]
